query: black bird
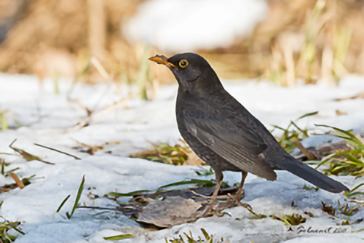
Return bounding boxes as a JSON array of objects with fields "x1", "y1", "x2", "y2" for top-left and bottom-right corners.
[{"x1": 149, "y1": 53, "x2": 349, "y2": 212}]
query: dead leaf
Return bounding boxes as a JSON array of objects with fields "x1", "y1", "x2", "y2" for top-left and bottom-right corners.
[
  {"x1": 137, "y1": 196, "x2": 202, "y2": 228},
  {"x1": 335, "y1": 110, "x2": 347, "y2": 116}
]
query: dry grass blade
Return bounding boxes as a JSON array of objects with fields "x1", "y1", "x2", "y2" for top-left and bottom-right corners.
[
  {"x1": 72, "y1": 139, "x2": 104, "y2": 155},
  {"x1": 34, "y1": 143, "x2": 81, "y2": 160},
  {"x1": 130, "y1": 139, "x2": 204, "y2": 166},
  {"x1": 293, "y1": 141, "x2": 317, "y2": 160},
  {"x1": 9, "y1": 139, "x2": 54, "y2": 165},
  {"x1": 71, "y1": 139, "x2": 122, "y2": 155},
  {"x1": 9, "y1": 173, "x2": 24, "y2": 189},
  {"x1": 0, "y1": 174, "x2": 33, "y2": 192},
  {"x1": 90, "y1": 57, "x2": 112, "y2": 82}
]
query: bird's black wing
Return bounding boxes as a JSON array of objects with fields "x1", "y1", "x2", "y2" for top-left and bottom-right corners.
[{"x1": 183, "y1": 99, "x2": 276, "y2": 180}]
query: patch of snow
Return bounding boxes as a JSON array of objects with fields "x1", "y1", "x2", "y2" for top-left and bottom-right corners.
[{"x1": 124, "y1": 0, "x2": 268, "y2": 52}]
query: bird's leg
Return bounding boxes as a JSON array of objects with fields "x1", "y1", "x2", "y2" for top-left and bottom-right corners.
[
  {"x1": 236, "y1": 171, "x2": 247, "y2": 202},
  {"x1": 202, "y1": 170, "x2": 223, "y2": 216},
  {"x1": 228, "y1": 171, "x2": 251, "y2": 209}
]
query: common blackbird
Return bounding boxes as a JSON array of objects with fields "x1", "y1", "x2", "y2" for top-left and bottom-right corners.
[{"x1": 149, "y1": 53, "x2": 349, "y2": 212}]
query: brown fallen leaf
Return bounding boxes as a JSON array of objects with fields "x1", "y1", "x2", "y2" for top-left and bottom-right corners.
[
  {"x1": 335, "y1": 110, "x2": 348, "y2": 116},
  {"x1": 137, "y1": 196, "x2": 202, "y2": 228}
]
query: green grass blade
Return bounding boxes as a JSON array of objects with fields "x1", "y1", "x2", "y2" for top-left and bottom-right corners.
[
  {"x1": 157, "y1": 179, "x2": 221, "y2": 190},
  {"x1": 200, "y1": 228, "x2": 210, "y2": 240},
  {"x1": 10, "y1": 225, "x2": 25, "y2": 235},
  {"x1": 106, "y1": 190, "x2": 151, "y2": 197},
  {"x1": 297, "y1": 111, "x2": 318, "y2": 120},
  {"x1": 104, "y1": 233, "x2": 134, "y2": 240},
  {"x1": 315, "y1": 124, "x2": 364, "y2": 149},
  {"x1": 68, "y1": 175, "x2": 85, "y2": 218},
  {"x1": 344, "y1": 183, "x2": 364, "y2": 197},
  {"x1": 56, "y1": 195, "x2": 71, "y2": 213}
]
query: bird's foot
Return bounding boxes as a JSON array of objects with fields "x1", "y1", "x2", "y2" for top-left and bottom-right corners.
[
  {"x1": 199, "y1": 203, "x2": 230, "y2": 218},
  {"x1": 234, "y1": 201, "x2": 252, "y2": 210},
  {"x1": 225, "y1": 192, "x2": 252, "y2": 210}
]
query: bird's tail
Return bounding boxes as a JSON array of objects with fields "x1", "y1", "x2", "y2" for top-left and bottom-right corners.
[{"x1": 278, "y1": 155, "x2": 349, "y2": 193}]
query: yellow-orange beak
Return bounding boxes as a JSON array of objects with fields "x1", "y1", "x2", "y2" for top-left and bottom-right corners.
[{"x1": 148, "y1": 55, "x2": 176, "y2": 68}]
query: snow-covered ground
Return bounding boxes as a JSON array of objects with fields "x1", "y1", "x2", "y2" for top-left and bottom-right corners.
[{"x1": 1, "y1": 73, "x2": 364, "y2": 242}]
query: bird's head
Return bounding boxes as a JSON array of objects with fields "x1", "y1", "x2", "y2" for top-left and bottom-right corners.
[{"x1": 149, "y1": 53, "x2": 222, "y2": 93}]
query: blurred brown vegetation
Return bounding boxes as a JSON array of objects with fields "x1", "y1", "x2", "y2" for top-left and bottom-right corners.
[
  {"x1": 0, "y1": 0, "x2": 156, "y2": 83},
  {"x1": 0, "y1": 0, "x2": 363, "y2": 86},
  {"x1": 203, "y1": 0, "x2": 364, "y2": 85}
]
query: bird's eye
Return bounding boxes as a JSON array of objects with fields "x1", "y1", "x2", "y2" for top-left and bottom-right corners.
[{"x1": 179, "y1": 59, "x2": 188, "y2": 68}]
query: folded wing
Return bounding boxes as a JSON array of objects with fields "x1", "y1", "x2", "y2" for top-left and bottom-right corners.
[{"x1": 183, "y1": 100, "x2": 276, "y2": 180}]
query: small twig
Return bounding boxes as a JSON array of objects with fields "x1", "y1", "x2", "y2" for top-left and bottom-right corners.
[
  {"x1": 34, "y1": 143, "x2": 81, "y2": 160},
  {"x1": 10, "y1": 173, "x2": 25, "y2": 189}
]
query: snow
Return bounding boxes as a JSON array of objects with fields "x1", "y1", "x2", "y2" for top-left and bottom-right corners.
[
  {"x1": 124, "y1": 0, "x2": 268, "y2": 52},
  {"x1": 1, "y1": 73, "x2": 364, "y2": 242}
]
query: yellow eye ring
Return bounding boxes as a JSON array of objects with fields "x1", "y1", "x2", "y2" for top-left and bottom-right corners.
[{"x1": 179, "y1": 59, "x2": 189, "y2": 68}]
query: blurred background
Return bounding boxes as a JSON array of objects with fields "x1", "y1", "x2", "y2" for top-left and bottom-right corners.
[{"x1": 0, "y1": 0, "x2": 363, "y2": 90}]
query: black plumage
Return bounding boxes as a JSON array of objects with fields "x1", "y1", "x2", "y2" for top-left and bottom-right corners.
[{"x1": 149, "y1": 53, "x2": 349, "y2": 212}]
